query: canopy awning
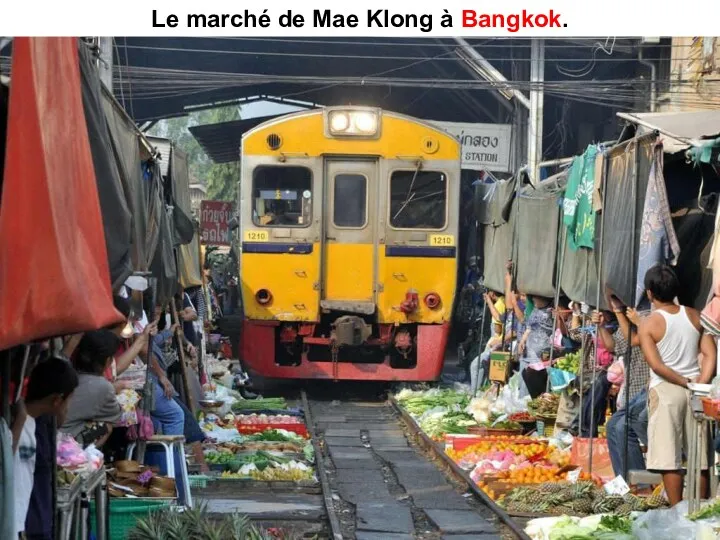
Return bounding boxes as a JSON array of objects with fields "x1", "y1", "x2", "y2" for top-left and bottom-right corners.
[
  {"x1": 617, "y1": 110, "x2": 720, "y2": 154},
  {"x1": 189, "y1": 114, "x2": 285, "y2": 163}
]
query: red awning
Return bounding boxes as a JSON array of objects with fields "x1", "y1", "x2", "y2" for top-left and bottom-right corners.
[{"x1": 0, "y1": 37, "x2": 121, "y2": 350}]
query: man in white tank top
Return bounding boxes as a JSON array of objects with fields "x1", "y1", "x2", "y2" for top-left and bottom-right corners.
[{"x1": 639, "y1": 264, "x2": 717, "y2": 506}]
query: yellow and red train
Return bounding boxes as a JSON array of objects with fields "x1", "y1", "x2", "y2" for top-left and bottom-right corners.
[{"x1": 238, "y1": 107, "x2": 460, "y2": 381}]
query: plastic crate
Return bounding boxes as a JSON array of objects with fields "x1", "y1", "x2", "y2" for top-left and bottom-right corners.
[
  {"x1": 236, "y1": 423, "x2": 308, "y2": 437},
  {"x1": 90, "y1": 498, "x2": 171, "y2": 540},
  {"x1": 188, "y1": 474, "x2": 214, "y2": 489}
]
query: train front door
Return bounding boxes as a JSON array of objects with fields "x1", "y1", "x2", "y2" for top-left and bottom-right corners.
[{"x1": 321, "y1": 159, "x2": 379, "y2": 314}]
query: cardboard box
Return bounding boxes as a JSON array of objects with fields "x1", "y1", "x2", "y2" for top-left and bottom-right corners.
[{"x1": 488, "y1": 351, "x2": 511, "y2": 383}]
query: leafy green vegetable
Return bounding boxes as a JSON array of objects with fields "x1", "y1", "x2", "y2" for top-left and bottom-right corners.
[
  {"x1": 244, "y1": 429, "x2": 303, "y2": 442},
  {"x1": 597, "y1": 515, "x2": 631, "y2": 534},
  {"x1": 231, "y1": 398, "x2": 288, "y2": 412},
  {"x1": 688, "y1": 498, "x2": 720, "y2": 521}
]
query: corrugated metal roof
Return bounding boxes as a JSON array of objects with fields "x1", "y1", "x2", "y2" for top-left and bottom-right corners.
[
  {"x1": 189, "y1": 115, "x2": 282, "y2": 163},
  {"x1": 617, "y1": 110, "x2": 720, "y2": 154}
]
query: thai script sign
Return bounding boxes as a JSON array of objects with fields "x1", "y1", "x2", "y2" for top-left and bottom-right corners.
[
  {"x1": 432, "y1": 121, "x2": 513, "y2": 173},
  {"x1": 200, "y1": 200, "x2": 234, "y2": 245}
]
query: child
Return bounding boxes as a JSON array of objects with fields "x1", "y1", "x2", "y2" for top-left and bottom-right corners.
[{"x1": 12, "y1": 357, "x2": 78, "y2": 539}]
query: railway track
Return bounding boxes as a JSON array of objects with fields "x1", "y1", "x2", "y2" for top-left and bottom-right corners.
[
  {"x1": 302, "y1": 382, "x2": 530, "y2": 540},
  {"x1": 191, "y1": 380, "x2": 529, "y2": 539}
]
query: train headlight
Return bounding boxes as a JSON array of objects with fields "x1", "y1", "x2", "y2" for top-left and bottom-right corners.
[
  {"x1": 329, "y1": 111, "x2": 350, "y2": 133},
  {"x1": 353, "y1": 112, "x2": 377, "y2": 134},
  {"x1": 326, "y1": 108, "x2": 381, "y2": 138}
]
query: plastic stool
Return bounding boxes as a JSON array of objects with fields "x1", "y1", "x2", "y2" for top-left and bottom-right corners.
[{"x1": 126, "y1": 435, "x2": 192, "y2": 506}]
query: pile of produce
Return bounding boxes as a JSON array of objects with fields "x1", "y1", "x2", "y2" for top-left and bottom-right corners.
[
  {"x1": 231, "y1": 397, "x2": 288, "y2": 412},
  {"x1": 418, "y1": 410, "x2": 476, "y2": 438},
  {"x1": 220, "y1": 459, "x2": 314, "y2": 481},
  {"x1": 528, "y1": 393, "x2": 560, "y2": 419},
  {"x1": 688, "y1": 499, "x2": 720, "y2": 521},
  {"x1": 502, "y1": 481, "x2": 667, "y2": 516},
  {"x1": 395, "y1": 388, "x2": 470, "y2": 416},
  {"x1": 508, "y1": 412, "x2": 536, "y2": 423},
  {"x1": 244, "y1": 429, "x2": 306, "y2": 443},
  {"x1": 476, "y1": 419, "x2": 523, "y2": 431},
  {"x1": 555, "y1": 351, "x2": 581, "y2": 374},
  {"x1": 236, "y1": 414, "x2": 303, "y2": 425},
  {"x1": 529, "y1": 515, "x2": 634, "y2": 539},
  {"x1": 448, "y1": 439, "x2": 548, "y2": 465}
]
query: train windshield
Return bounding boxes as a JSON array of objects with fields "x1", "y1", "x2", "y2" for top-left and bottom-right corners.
[
  {"x1": 389, "y1": 170, "x2": 447, "y2": 229},
  {"x1": 252, "y1": 166, "x2": 312, "y2": 227}
]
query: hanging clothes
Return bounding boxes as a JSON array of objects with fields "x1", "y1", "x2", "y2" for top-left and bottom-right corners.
[
  {"x1": 634, "y1": 144, "x2": 680, "y2": 308},
  {"x1": 563, "y1": 145, "x2": 600, "y2": 250}
]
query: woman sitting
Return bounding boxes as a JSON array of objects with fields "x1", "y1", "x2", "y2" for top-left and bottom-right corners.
[{"x1": 61, "y1": 330, "x2": 122, "y2": 448}]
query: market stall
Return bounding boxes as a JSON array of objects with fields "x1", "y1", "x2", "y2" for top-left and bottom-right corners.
[{"x1": 392, "y1": 383, "x2": 670, "y2": 530}]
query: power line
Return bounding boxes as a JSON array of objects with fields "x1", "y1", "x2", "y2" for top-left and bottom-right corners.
[{"x1": 118, "y1": 44, "x2": 676, "y2": 63}]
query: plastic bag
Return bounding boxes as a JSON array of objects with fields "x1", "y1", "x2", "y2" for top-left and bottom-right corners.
[
  {"x1": 710, "y1": 375, "x2": 720, "y2": 400},
  {"x1": 632, "y1": 502, "x2": 701, "y2": 540}
]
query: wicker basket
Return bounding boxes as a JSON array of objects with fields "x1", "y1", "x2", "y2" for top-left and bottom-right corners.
[{"x1": 467, "y1": 426, "x2": 522, "y2": 437}]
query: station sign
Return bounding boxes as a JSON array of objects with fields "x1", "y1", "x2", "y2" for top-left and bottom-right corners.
[
  {"x1": 200, "y1": 200, "x2": 234, "y2": 246},
  {"x1": 432, "y1": 121, "x2": 513, "y2": 173}
]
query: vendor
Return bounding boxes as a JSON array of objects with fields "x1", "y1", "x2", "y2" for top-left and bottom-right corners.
[
  {"x1": 60, "y1": 330, "x2": 123, "y2": 448},
  {"x1": 138, "y1": 309, "x2": 209, "y2": 475},
  {"x1": 469, "y1": 289, "x2": 506, "y2": 395},
  {"x1": 517, "y1": 295, "x2": 554, "y2": 397},
  {"x1": 605, "y1": 301, "x2": 651, "y2": 478},
  {"x1": 578, "y1": 309, "x2": 616, "y2": 438}
]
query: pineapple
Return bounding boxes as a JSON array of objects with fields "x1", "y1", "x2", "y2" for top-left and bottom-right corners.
[
  {"x1": 568, "y1": 498, "x2": 594, "y2": 515},
  {"x1": 643, "y1": 493, "x2": 667, "y2": 509},
  {"x1": 614, "y1": 502, "x2": 634, "y2": 515},
  {"x1": 592, "y1": 494, "x2": 624, "y2": 513},
  {"x1": 539, "y1": 482, "x2": 566, "y2": 493}
]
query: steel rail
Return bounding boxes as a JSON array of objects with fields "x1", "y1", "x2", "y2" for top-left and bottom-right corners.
[
  {"x1": 301, "y1": 390, "x2": 344, "y2": 540},
  {"x1": 389, "y1": 396, "x2": 532, "y2": 540}
]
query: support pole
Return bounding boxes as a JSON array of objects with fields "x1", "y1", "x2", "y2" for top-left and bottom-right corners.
[
  {"x1": 97, "y1": 37, "x2": 113, "y2": 93},
  {"x1": 622, "y1": 139, "x2": 642, "y2": 479},
  {"x1": 528, "y1": 39, "x2": 546, "y2": 186},
  {"x1": 589, "y1": 145, "x2": 609, "y2": 473}
]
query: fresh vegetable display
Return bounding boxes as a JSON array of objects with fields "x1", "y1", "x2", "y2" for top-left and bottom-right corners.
[
  {"x1": 418, "y1": 411, "x2": 476, "y2": 437},
  {"x1": 508, "y1": 412, "x2": 536, "y2": 423},
  {"x1": 244, "y1": 429, "x2": 305, "y2": 443},
  {"x1": 688, "y1": 498, "x2": 720, "y2": 521},
  {"x1": 478, "y1": 420, "x2": 522, "y2": 431},
  {"x1": 231, "y1": 398, "x2": 288, "y2": 412},
  {"x1": 528, "y1": 393, "x2": 560, "y2": 418},
  {"x1": 236, "y1": 414, "x2": 303, "y2": 425},
  {"x1": 534, "y1": 515, "x2": 635, "y2": 539},
  {"x1": 395, "y1": 388, "x2": 470, "y2": 416},
  {"x1": 205, "y1": 450, "x2": 237, "y2": 465},
  {"x1": 220, "y1": 460, "x2": 314, "y2": 481},
  {"x1": 555, "y1": 352, "x2": 581, "y2": 375}
]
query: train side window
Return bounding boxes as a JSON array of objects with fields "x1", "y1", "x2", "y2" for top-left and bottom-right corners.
[
  {"x1": 333, "y1": 174, "x2": 367, "y2": 228},
  {"x1": 252, "y1": 166, "x2": 312, "y2": 227},
  {"x1": 389, "y1": 170, "x2": 447, "y2": 229}
]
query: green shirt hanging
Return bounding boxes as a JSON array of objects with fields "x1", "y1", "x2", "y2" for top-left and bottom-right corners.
[{"x1": 563, "y1": 145, "x2": 598, "y2": 250}]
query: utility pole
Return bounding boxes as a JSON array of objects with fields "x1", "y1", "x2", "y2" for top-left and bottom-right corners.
[
  {"x1": 453, "y1": 37, "x2": 545, "y2": 184},
  {"x1": 97, "y1": 36, "x2": 113, "y2": 93},
  {"x1": 528, "y1": 39, "x2": 545, "y2": 184}
]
